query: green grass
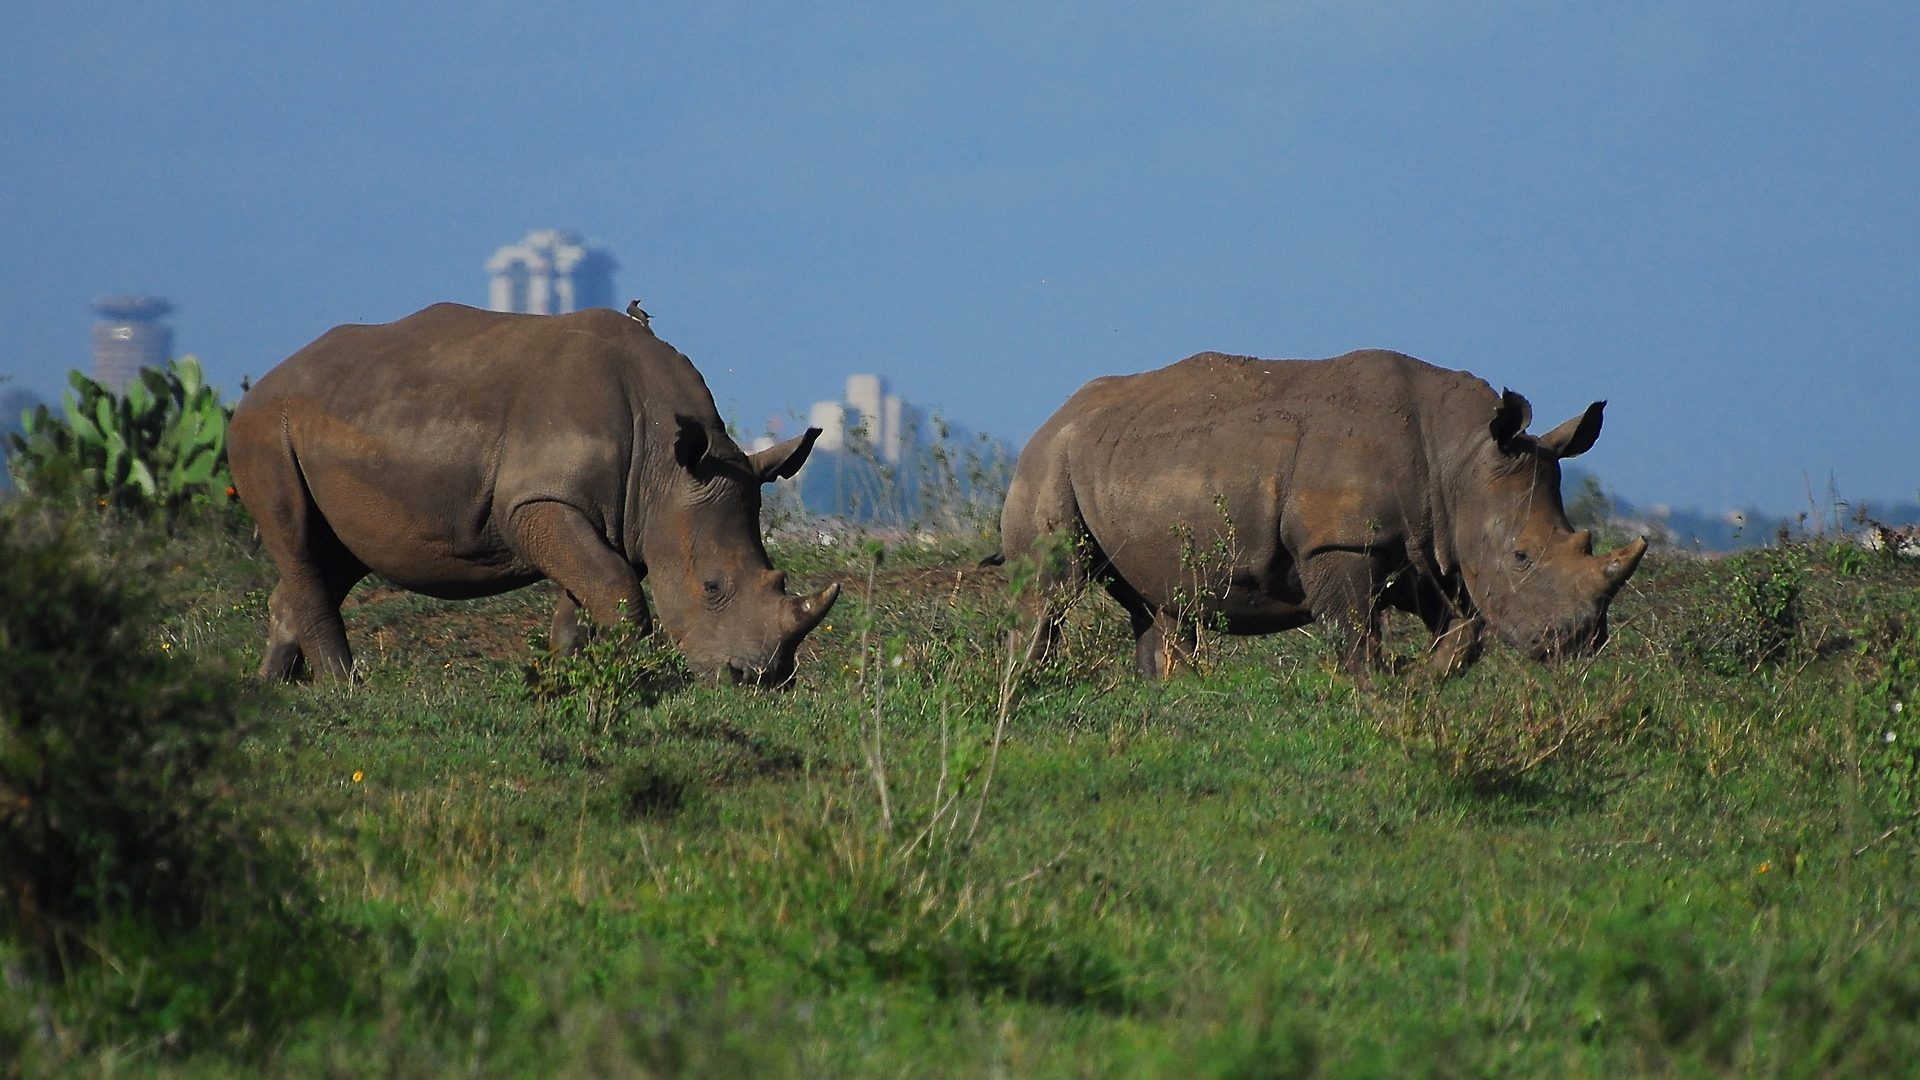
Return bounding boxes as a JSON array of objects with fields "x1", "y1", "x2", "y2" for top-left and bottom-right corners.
[{"x1": 6, "y1": 512, "x2": 1920, "y2": 1077}]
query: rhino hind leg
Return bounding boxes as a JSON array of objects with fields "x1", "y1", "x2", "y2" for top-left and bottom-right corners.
[
  {"x1": 1009, "y1": 568, "x2": 1072, "y2": 669},
  {"x1": 510, "y1": 502, "x2": 653, "y2": 638},
  {"x1": 1013, "y1": 601, "x2": 1062, "y2": 668},
  {"x1": 1005, "y1": 526, "x2": 1100, "y2": 670},
  {"x1": 247, "y1": 469, "x2": 367, "y2": 682},
  {"x1": 259, "y1": 587, "x2": 305, "y2": 681},
  {"x1": 1000, "y1": 438, "x2": 1088, "y2": 670},
  {"x1": 258, "y1": 554, "x2": 366, "y2": 682}
]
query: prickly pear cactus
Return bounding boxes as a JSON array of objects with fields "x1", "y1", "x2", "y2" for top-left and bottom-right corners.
[{"x1": 4, "y1": 357, "x2": 238, "y2": 517}]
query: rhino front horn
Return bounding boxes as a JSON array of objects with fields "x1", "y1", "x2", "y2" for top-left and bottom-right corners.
[
  {"x1": 1600, "y1": 536, "x2": 1649, "y2": 593},
  {"x1": 791, "y1": 582, "x2": 841, "y2": 635}
]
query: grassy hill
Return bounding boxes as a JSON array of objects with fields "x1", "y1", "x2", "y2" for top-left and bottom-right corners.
[{"x1": 4, "y1": 506, "x2": 1919, "y2": 1077}]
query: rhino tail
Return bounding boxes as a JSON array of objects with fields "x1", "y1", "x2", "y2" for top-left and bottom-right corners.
[{"x1": 978, "y1": 551, "x2": 1005, "y2": 568}]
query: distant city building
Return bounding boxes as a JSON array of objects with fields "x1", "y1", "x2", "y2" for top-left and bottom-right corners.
[
  {"x1": 485, "y1": 229, "x2": 618, "y2": 315},
  {"x1": 806, "y1": 373, "x2": 923, "y2": 465},
  {"x1": 748, "y1": 376, "x2": 1013, "y2": 526},
  {"x1": 91, "y1": 296, "x2": 174, "y2": 394}
]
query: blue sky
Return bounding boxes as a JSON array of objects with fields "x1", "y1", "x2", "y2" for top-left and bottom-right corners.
[{"x1": 3, "y1": 2, "x2": 1914, "y2": 515}]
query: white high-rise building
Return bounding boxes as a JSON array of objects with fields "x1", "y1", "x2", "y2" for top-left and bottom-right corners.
[
  {"x1": 808, "y1": 400, "x2": 849, "y2": 452},
  {"x1": 803, "y1": 374, "x2": 922, "y2": 465},
  {"x1": 845, "y1": 373, "x2": 882, "y2": 439},
  {"x1": 881, "y1": 393, "x2": 907, "y2": 465},
  {"x1": 486, "y1": 229, "x2": 618, "y2": 314}
]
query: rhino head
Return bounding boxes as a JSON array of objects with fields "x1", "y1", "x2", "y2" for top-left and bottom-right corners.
[
  {"x1": 1454, "y1": 390, "x2": 1647, "y2": 661},
  {"x1": 644, "y1": 419, "x2": 840, "y2": 687}
]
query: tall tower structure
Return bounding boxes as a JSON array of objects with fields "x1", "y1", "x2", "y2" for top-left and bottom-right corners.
[
  {"x1": 485, "y1": 229, "x2": 618, "y2": 314},
  {"x1": 91, "y1": 296, "x2": 174, "y2": 394}
]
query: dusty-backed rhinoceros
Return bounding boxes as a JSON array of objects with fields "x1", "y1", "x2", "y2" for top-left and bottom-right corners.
[
  {"x1": 998, "y1": 350, "x2": 1646, "y2": 677},
  {"x1": 229, "y1": 302, "x2": 839, "y2": 686}
]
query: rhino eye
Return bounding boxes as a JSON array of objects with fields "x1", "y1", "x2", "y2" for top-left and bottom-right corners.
[
  {"x1": 702, "y1": 579, "x2": 722, "y2": 598},
  {"x1": 1511, "y1": 550, "x2": 1533, "y2": 569}
]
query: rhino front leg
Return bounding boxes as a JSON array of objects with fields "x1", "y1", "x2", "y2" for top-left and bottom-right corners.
[
  {"x1": 547, "y1": 584, "x2": 652, "y2": 652},
  {"x1": 1424, "y1": 614, "x2": 1484, "y2": 677},
  {"x1": 550, "y1": 590, "x2": 584, "y2": 654},
  {"x1": 1132, "y1": 608, "x2": 1197, "y2": 680},
  {"x1": 1104, "y1": 577, "x2": 1194, "y2": 679},
  {"x1": 510, "y1": 502, "x2": 653, "y2": 641},
  {"x1": 1300, "y1": 549, "x2": 1385, "y2": 676}
]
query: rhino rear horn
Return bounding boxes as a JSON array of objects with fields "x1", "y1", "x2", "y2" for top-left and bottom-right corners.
[
  {"x1": 1538, "y1": 401, "x2": 1606, "y2": 459},
  {"x1": 750, "y1": 427, "x2": 824, "y2": 483}
]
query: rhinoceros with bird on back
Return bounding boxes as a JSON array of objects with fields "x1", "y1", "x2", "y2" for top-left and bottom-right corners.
[
  {"x1": 998, "y1": 349, "x2": 1647, "y2": 677},
  {"x1": 229, "y1": 302, "x2": 839, "y2": 686}
]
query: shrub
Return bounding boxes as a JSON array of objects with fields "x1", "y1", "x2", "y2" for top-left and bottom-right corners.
[
  {"x1": 1677, "y1": 545, "x2": 1810, "y2": 675},
  {"x1": 523, "y1": 610, "x2": 692, "y2": 729},
  {"x1": 5, "y1": 360, "x2": 236, "y2": 518},
  {"x1": 0, "y1": 509, "x2": 340, "y2": 1056},
  {"x1": 2, "y1": 513, "x2": 238, "y2": 947},
  {"x1": 1856, "y1": 602, "x2": 1920, "y2": 819}
]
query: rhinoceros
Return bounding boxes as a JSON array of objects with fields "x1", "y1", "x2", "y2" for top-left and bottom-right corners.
[
  {"x1": 229, "y1": 302, "x2": 839, "y2": 686},
  {"x1": 998, "y1": 350, "x2": 1647, "y2": 677}
]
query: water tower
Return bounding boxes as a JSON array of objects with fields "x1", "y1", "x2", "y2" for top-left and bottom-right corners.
[{"x1": 91, "y1": 296, "x2": 174, "y2": 394}]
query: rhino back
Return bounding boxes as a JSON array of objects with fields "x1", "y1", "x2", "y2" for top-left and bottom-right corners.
[
  {"x1": 235, "y1": 304, "x2": 712, "y2": 591},
  {"x1": 1054, "y1": 350, "x2": 1492, "y2": 599}
]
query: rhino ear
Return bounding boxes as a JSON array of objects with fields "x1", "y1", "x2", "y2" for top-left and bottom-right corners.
[
  {"x1": 1537, "y1": 401, "x2": 1605, "y2": 460},
  {"x1": 749, "y1": 427, "x2": 823, "y2": 483},
  {"x1": 673, "y1": 414, "x2": 713, "y2": 471},
  {"x1": 1489, "y1": 389, "x2": 1533, "y2": 452}
]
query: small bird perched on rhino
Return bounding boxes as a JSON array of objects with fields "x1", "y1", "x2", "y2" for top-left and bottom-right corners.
[
  {"x1": 998, "y1": 349, "x2": 1646, "y2": 678},
  {"x1": 229, "y1": 302, "x2": 838, "y2": 686}
]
